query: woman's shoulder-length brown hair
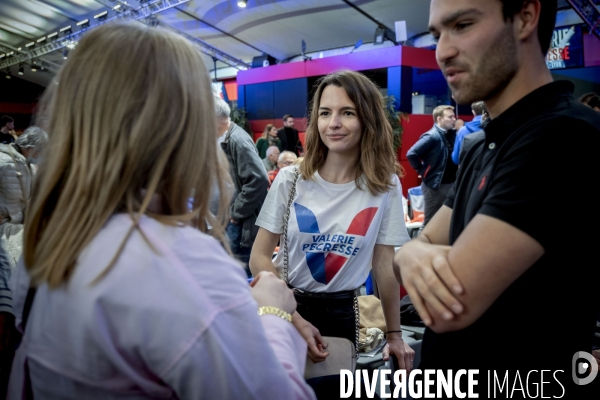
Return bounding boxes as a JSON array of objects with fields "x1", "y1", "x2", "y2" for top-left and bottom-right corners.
[{"x1": 300, "y1": 69, "x2": 400, "y2": 196}]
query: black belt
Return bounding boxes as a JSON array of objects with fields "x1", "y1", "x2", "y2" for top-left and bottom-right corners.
[{"x1": 288, "y1": 284, "x2": 355, "y2": 300}]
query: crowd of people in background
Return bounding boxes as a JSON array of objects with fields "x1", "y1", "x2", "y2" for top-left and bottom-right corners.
[{"x1": 0, "y1": 0, "x2": 599, "y2": 398}]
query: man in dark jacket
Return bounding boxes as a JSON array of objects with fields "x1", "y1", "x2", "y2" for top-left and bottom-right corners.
[
  {"x1": 277, "y1": 114, "x2": 303, "y2": 156},
  {"x1": 215, "y1": 96, "x2": 268, "y2": 277},
  {"x1": 406, "y1": 105, "x2": 456, "y2": 226},
  {"x1": 0, "y1": 116, "x2": 15, "y2": 145}
]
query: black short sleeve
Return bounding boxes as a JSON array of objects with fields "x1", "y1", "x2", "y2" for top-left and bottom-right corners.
[{"x1": 477, "y1": 118, "x2": 593, "y2": 249}]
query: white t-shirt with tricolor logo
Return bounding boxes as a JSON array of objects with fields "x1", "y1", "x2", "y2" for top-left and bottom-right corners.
[{"x1": 256, "y1": 167, "x2": 410, "y2": 292}]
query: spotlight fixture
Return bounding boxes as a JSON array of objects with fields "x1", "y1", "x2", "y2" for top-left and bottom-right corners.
[
  {"x1": 31, "y1": 63, "x2": 37, "y2": 72},
  {"x1": 63, "y1": 49, "x2": 69, "y2": 59},
  {"x1": 113, "y1": 4, "x2": 121, "y2": 11},
  {"x1": 94, "y1": 11, "x2": 108, "y2": 21},
  {"x1": 37, "y1": 37, "x2": 47, "y2": 43},
  {"x1": 76, "y1": 19, "x2": 90, "y2": 28},
  {"x1": 25, "y1": 42, "x2": 35, "y2": 48},
  {"x1": 373, "y1": 26, "x2": 398, "y2": 45},
  {"x1": 374, "y1": 27, "x2": 385, "y2": 45},
  {"x1": 47, "y1": 32, "x2": 58, "y2": 40},
  {"x1": 237, "y1": 0, "x2": 247, "y2": 8},
  {"x1": 60, "y1": 25, "x2": 72, "y2": 35},
  {"x1": 17, "y1": 47, "x2": 22, "y2": 51},
  {"x1": 5, "y1": 70, "x2": 11, "y2": 79},
  {"x1": 0, "y1": 54, "x2": 4, "y2": 59},
  {"x1": 18, "y1": 65, "x2": 24, "y2": 76}
]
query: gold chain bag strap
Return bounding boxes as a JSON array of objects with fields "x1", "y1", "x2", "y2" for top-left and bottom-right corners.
[{"x1": 281, "y1": 166, "x2": 360, "y2": 357}]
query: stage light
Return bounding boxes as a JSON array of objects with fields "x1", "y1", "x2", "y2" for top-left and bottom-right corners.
[
  {"x1": 25, "y1": 42, "x2": 35, "y2": 48},
  {"x1": 4, "y1": 70, "x2": 11, "y2": 79},
  {"x1": 373, "y1": 26, "x2": 397, "y2": 45},
  {"x1": 60, "y1": 25, "x2": 72, "y2": 34},
  {"x1": 31, "y1": 64, "x2": 37, "y2": 72},
  {"x1": 374, "y1": 27, "x2": 385, "y2": 45},
  {"x1": 37, "y1": 37, "x2": 46, "y2": 43},
  {"x1": 77, "y1": 19, "x2": 90, "y2": 28},
  {"x1": 237, "y1": 0, "x2": 247, "y2": 8},
  {"x1": 94, "y1": 11, "x2": 108, "y2": 21},
  {"x1": 47, "y1": 32, "x2": 58, "y2": 40},
  {"x1": 0, "y1": 54, "x2": 4, "y2": 59},
  {"x1": 18, "y1": 66, "x2": 24, "y2": 75}
]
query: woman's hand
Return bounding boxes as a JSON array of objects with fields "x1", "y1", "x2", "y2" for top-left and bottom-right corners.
[
  {"x1": 250, "y1": 271, "x2": 296, "y2": 315},
  {"x1": 382, "y1": 333, "x2": 415, "y2": 373},
  {"x1": 292, "y1": 312, "x2": 330, "y2": 363}
]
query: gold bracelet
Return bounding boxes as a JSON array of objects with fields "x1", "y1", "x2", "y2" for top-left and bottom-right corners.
[{"x1": 257, "y1": 306, "x2": 292, "y2": 322}]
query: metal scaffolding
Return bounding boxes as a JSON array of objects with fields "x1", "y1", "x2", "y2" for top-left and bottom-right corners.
[
  {"x1": 0, "y1": 0, "x2": 250, "y2": 71},
  {"x1": 0, "y1": 0, "x2": 191, "y2": 70},
  {"x1": 157, "y1": 22, "x2": 250, "y2": 69}
]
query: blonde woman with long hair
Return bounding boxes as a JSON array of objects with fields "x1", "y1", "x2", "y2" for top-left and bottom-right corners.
[
  {"x1": 8, "y1": 23, "x2": 314, "y2": 400},
  {"x1": 255, "y1": 123, "x2": 282, "y2": 159},
  {"x1": 250, "y1": 70, "x2": 415, "y2": 378}
]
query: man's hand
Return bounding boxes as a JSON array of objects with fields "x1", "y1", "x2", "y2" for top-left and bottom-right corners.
[
  {"x1": 394, "y1": 239, "x2": 463, "y2": 326},
  {"x1": 292, "y1": 312, "x2": 329, "y2": 363},
  {"x1": 382, "y1": 332, "x2": 415, "y2": 373}
]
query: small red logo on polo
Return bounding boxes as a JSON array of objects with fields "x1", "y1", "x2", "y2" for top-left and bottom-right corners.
[{"x1": 478, "y1": 175, "x2": 488, "y2": 191}]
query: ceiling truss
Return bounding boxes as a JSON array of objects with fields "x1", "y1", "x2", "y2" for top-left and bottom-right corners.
[{"x1": 0, "y1": 0, "x2": 249, "y2": 71}]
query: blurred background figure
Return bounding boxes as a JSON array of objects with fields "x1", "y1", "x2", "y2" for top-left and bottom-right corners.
[
  {"x1": 277, "y1": 114, "x2": 303, "y2": 156},
  {"x1": 452, "y1": 101, "x2": 486, "y2": 164},
  {"x1": 262, "y1": 146, "x2": 280, "y2": 172},
  {"x1": 0, "y1": 126, "x2": 48, "y2": 268},
  {"x1": 267, "y1": 150, "x2": 297, "y2": 189},
  {"x1": 0, "y1": 116, "x2": 16, "y2": 145},
  {"x1": 406, "y1": 105, "x2": 457, "y2": 228},
  {"x1": 215, "y1": 96, "x2": 269, "y2": 277},
  {"x1": 580, "y1": 92, "x2": 600, "y2": 112},
  {"x1": 454, "y1": 118, "x2": 465, "y2": 131},
  {"x1": 256, "y1": 123, "x2": 282, "y2": 159}
]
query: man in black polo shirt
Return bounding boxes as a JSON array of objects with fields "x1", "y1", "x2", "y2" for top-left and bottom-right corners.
[{"x1": 394, "y1": 0, "x2": 600, "y2": 397}]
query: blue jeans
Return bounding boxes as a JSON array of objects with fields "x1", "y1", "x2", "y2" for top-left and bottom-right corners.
[{"x1": 226, "y1": 221, "x2": 252, "y2": 278}]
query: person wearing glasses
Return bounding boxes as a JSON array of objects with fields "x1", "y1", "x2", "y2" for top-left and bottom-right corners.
[{"x1": 267, "y1": 150, "x2": 297, "y2": 189}]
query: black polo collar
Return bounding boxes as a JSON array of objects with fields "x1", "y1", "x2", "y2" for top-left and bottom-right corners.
[{"x1": 483, "y1": 81, "x2": 574, "y2": 147}]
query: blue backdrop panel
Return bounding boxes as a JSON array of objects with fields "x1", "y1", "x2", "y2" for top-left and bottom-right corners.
[
  {"x1": 245, "y1": 82, "x2": 274, "y2": 120},
  {"x1": 387, "y1": 66, "x2": 413, "y2": 113},
  {"x1": 237, "y1": 84, "x2": 245, "y2": 109},
  {"x1": 273, "y1": 78, "x2": 309, "y2": 120},
  {"x1": 412, "y1": 68, "x2": 447, "y2": 98}
]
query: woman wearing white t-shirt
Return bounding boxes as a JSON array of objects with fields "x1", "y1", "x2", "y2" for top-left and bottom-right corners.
[
  {"x1": 7, "y1": 23, "x2": 315, "y2": 400},
  {"x1": 250, "y1": 70, "x2": 415, "y2": 372}
]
